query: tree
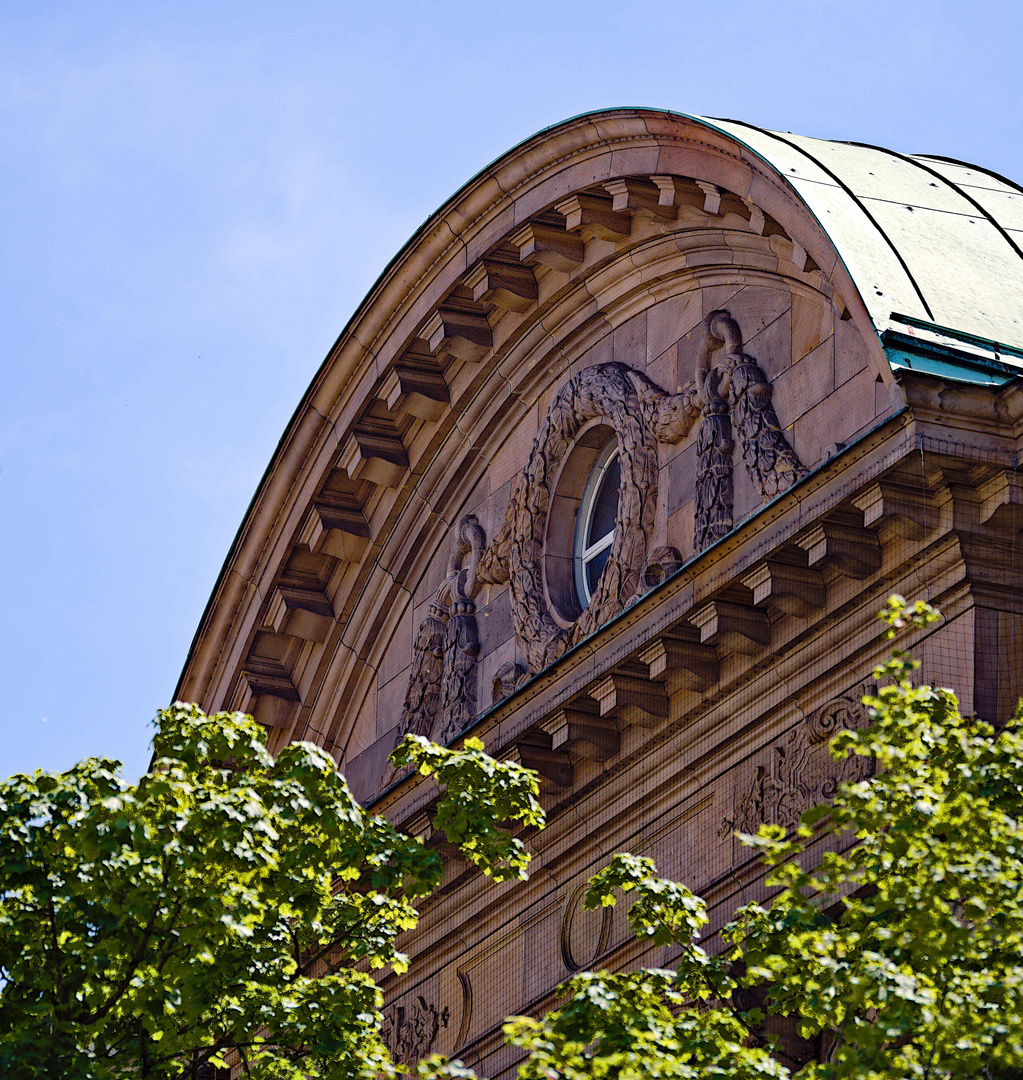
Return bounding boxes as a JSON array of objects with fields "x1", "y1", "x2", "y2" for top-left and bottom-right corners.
[
  {"x1": 0, "y1": 705, "x2": 544, "y2": 1079},
  {"x1": 502, "y1": 598, "x2": 1023, "y2": 1080}
]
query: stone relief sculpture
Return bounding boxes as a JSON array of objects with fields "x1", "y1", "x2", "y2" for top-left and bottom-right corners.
[
  {"x1": 380, "y1": 995, "x2": 450, "y2": 1065},
  {"x1": 694, "y1": 310, "x2": 807, "y2": 548},
  {"x1": 725, "y1": 685, "x2": 876, "y2": 838},
  {"x1": 384, "y1": 309, "x2": 808, "y2": 773}
]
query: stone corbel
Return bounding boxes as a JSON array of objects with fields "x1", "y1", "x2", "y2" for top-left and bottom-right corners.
[
  {"x1": 505, "y1": 731, "x2": 574, "y2": 789},
  {"x1": 541, "y1": 705, "x2": 620, "y2": 762},
  {"x1": 852, "y1": 479, "x2": 940, "y2": 539},
  {"x1": 300, "y1": 500, "x2": 371, "y2": 562},
  {"x1": 421, "y1": 309, "x2": 493, "y2": 365},
  {"x1": 689, "y1": 599, "x2": 772, "y2": 655},
  {"x1": 740, "y1": 560, "x2": 825, "y2": 618},
  {"x1": 241, "y1": 659, "x2": 300, "y2": 728},
  {"x1": 796, "y1": 520, "x2": 881, "y2": 579},
  {"x1": 340, "y1": 426, "x2": 410, "y2": 489},
  {"x1": 695, "y1": 181, "x2": 723, "y2": 215},
  {"x1": 769, "y1": 234, "x2": 809, "y2": 272},
  {"x1": 603, "y1": 178, "x2": 675, "y2": 220},
  {"x1": 975, "y1": 470, "x2": 1023, "y2": 528},
  {"x1": 554, "y1": 194, "x2": 632, "y2": 242},
  {"x1": 465, "y1": 259, "x2": 538, "y2": 313},
  {"x1": 649, "y1": 175, "x2": 705, "y2": 212},
  {"x1": 741, "y1": 199, "x2": 766, "y2": 235},
  {"x1": 266, "y1": 585, "x2": 335, "y2": 643},
  {"x1": 637, "y1": 635, "x2": 719, "y2": 692},
  {"x1": 591, "y1": 670, "x2": 668, "y2": 728},
  {"x1": 510, "y1": 222, "x2": 585, "y2": 271},
  {"x1": 381, "y1": 363, "x2": 450, "y2": 422}
]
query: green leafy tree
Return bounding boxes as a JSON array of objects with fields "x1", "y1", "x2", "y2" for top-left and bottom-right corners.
[
  {"x1": 501, "y1": 598, "x2": 1023, "y2": 1080},
  {"x1": 0, "y1": 706, "x2": 543, "y2": 1079}
]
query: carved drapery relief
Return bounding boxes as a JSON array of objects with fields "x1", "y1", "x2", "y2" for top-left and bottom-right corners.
[
  {"x1": 377, "y1": 515, "x2": 487, "y2": 792},
  {"x1": 725, "y1": 685, "x2": 876, "y2": 838},
  {"x1": 384, "y1": 309, "x2": 808, "y2": 776},
  {"x1": 694, "y1": 310, "x2": 807, "y2": 550},
  {"x1": 381, "y1": 995, "x2": 450, "y2": 1065}
]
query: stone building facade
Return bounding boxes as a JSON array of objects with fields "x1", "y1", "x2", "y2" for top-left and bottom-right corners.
[{"x1": 177, "y1": 109, "x2": 1023, "y2": 1076}]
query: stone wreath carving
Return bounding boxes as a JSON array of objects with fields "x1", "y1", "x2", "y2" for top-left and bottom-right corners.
[{"x1": 385, "y1": 309, "x2": 806, "y2": 768}]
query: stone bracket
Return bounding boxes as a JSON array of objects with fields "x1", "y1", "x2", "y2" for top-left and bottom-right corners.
[
  {"x1": 510, "y1": 222, "x2": 585, "y2": 271},
  {"x1": 591, "y1": 672, "x2": 668, "y2": 727},
  {"x1": 242, "y1": 661, "x2": 300, "y2": 703},
  {"x1": 797, "y1": 521, "x2": 881, "y2": 579},
  {"x1": 554, "y1": 193, "x2": 632, "y2": 242},
  {"x1": 340, "y1": 427, "x2": 410, "y2": 489},
  {"x1": 505, "y1": 731, "x2": 574, "y2": 789},
  {"x1": 649, "y1": 175, "x2": 705, "y2": 212},
  {"x1": 976, "y1": 470, "x2": 1023, "y2": 527},
  {"x1": 421, "y1": 308, "x2": 493, "y2": 364},
  {"x1": 266, "y1": 585, "x2": 335, "y2": 643},
  {"x1": 689, "y1": 600, "x2": 772, "y2": 655},
  {"x1": 465, "y1": 259, "x2": 538, "y2": 313},
  {"x1": 541, "y1": 706, "x2": 620, "y2": 762},
  {"x1": 603, "y1": 178, "x2": 675, "y2": 220},
  {"x1": 740, "y1": 560, "x2": 825, "y2": 618},
  {"x1": 637, "y1": 635, "x2": 719, "y2": 691},
  {"x1": 852, "y1": 479, "x2": 939, "y2": 539},
  {"x1": 382, "y1": 363, "x2": 450, "y2": 422}
]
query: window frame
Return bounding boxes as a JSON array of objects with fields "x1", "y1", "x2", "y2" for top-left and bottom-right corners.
[{"x1": 573, "y1": 438, "x2": 620, "y2": 606}]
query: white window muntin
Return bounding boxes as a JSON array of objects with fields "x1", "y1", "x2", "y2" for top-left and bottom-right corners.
[{"x1": 573, "y1": 439, "x2": 620, "y2": 605}]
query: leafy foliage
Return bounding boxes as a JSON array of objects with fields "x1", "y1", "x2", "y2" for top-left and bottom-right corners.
[
  {"x1": 0, "y1": 707, "x2": 543, "y2": 1079},
  {"x1": 499, "y1": 597, "x2": 1023, "y2": 1080}
]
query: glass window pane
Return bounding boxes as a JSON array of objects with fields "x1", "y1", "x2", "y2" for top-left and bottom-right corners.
[
  {"x1": 587, "y1": 454, "x2": 620, "y2": 546},
  {"x1": 586, "y1": 545, "x2": 611, "y2": 594}
]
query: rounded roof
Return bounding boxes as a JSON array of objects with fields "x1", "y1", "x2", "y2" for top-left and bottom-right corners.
[
  {"x1": 175, "y1": 107, "x2": 1023, "y2": 716},
  {"x1": 706, "y1": 115, "x2": 1023, "y2": 353}
]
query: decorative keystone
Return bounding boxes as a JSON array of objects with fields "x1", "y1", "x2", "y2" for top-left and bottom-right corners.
[
  {"x1": 689, "y1": 600, "x2": 772, "y2": 655},
  {"x1": 509, "y1": 222, "x2": 585, "y2": 272}
]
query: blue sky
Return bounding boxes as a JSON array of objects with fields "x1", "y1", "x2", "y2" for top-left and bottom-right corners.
[{"x1": 2, "y1": 0, "x2": 1020, "y2": 783}]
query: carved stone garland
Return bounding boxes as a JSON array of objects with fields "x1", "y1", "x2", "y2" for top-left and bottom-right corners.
[{"x1": 384, "y1": 310, "x2": 807, "y2": 772}]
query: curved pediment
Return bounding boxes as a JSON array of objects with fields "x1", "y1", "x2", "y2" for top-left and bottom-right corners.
[{"x1": 176, "y1": 109, "x2": 1023, "y2": 803}]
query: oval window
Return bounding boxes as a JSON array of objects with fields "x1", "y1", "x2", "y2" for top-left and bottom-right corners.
[{"x1": 574, "y1": 440, "x2": 620, "y2": 605}]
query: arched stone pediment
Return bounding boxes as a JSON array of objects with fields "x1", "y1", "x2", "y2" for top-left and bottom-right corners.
[{"x1": 176, "y1": 109, "x2": 1023, "y2": 805}]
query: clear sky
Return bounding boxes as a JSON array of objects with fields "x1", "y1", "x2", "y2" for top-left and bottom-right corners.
[{"x1": 2, "y1": 0, "x2": 1020, "y2": 783}]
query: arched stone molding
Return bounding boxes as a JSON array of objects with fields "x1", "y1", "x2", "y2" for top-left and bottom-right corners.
[{"x1": 176, "y1": 110, "x2": 890, "y2": 787}]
